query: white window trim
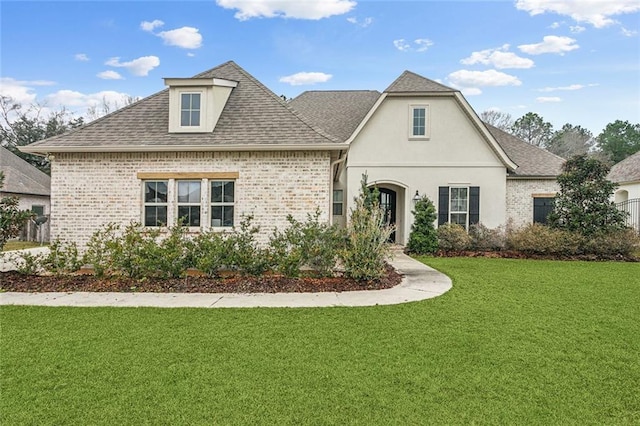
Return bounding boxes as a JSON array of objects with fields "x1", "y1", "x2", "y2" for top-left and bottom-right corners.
[
  {"x1": 180, "y1": 92, "x2": 202, "y2": 128},
  {"x1": 408, "y1": 104, "x2": 430, "y2": 140},
  {"x1": 332, "y1": 189, "x2": 344, "y2": 216},
  {"x1": 176, "y1": 180, "x2": 203, "y2": 228},
  {"x1": 449, "y1": 186, "x2": 469, "y2": 230},
  {"x1": 142, "y1": 180, "x2": 169, "y2": 227}
]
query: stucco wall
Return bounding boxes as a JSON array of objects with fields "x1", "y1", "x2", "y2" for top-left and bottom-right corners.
[
  {"x1": 50, "y1": 151, "x2": 331, "y2": 248},
  {"x1": 505, "y1": 178, "x2": 559, "y2": 228}
]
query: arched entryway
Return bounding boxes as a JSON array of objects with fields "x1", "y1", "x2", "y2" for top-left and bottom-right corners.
[
  {"x1": 367, "y1": 181, "x2": 408, "y2": 244},
  {"x1": 379, "y1": 188, "x2": 397, "y2": 241}
]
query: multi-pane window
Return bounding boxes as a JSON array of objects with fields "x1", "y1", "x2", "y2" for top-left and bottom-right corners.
[
  {"x1": 412, "y1": 107, "x2": 426, "y2": 137},
  {"x1": 211, "y1": 180, "x2": 234, "y2": 227},
  {"x1": 449, "y1": 187, "x2": 469, "y2": 229},
  {"x1": 533, "y1": 197, "x2": 554, "y2": 224},
  {"x1": 177, "y1": 180, "x2": 201, "y2": 226},
  {"x1": 31, "y1": 205, "x2": 45, "y2": 216},
  {"x1": 333, "y1": 190, "x2": 343, "y2": 216},
  {"x1": 180, "y1": 93, "x2": 201, "y2": 127},
  {"x1": 144, "y1": 181, "x2": 168, "y2": 226}
]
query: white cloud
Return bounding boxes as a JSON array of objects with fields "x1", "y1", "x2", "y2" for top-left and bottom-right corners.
[
  {"x1": 621, "y1": 27, "x2": 638, "y2": 37},
  {"x1": 537, "y1": 84, "x2": 594, "y2": 92},
  {"x1": 0, "y1": 78, "x2": 56, "y2": 104},
  {"x1": 74, "y1": 53, "x2": 90, "y2": 62},
  {"x1": 347, "y1": 16, "x2": 373, "y2": 27},
  {"x1": 393, "y1": 38, "x2": 433, "y2": 52},
  {"x1": 105, "y1": 56, "x2": 160, "y2": 76},
  {"x1": 570, "y1": 25, "x2": 585, "y2": 33},
  {"x1": 216, "y1": 0, "x2": 355, "y2": 20},
  {"x1": 550, "y1": 21, "x2": 562, "y2": 29},
  {"x1": 518, "y1": 35, "x2": 579, "y2": 55},
  {"x1": 279, "y1": 72, "x2": 332, "y2": 86},
  {"x1": 187, "y1": 52, "x2": 196, "y2": 57},
  {"x1": 157, "y1": 27, "x2": 203, "y2": 49},
  {"x1": 536, "y1": 96, "x2": 562, "y2": 103},
  {"x1": 516, "y1": 0, "x2": 640, "y2": 28},
  {"x1": 447, "y1": 69, "x2": 522, "y2": 95},
  {"x1": 141, "y1": 19, "x2": 164, "y2": 32},
  {"x1": 45, "y1": 90, "x2": 135, "y2": 113},
  {"x1": 461, "y1": 44, "x2": 534, "y2": 69},
  {"x1": 97, "y1": 70, "x2": 124, "y2": 80}
]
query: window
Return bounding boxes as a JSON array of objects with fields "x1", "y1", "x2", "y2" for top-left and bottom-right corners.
[
  {"x1": 211, "y1": 180, "x2": 234, "y2": 227},
  {"x1": 438, "y1": 186, "x2": 480, "y2": 229},
  {"x1": 31, "y1": 205, "x2": 45, "y2": 216},
  {"x1": 333, "y1": 190, "x2": 344, "y2": 216},
  {"x1": 533, "y1": 197, "x2": 554, "y2": 224},
  {"x1": 177, "y1": 180, "x2": 201, "y2": 226},
  {"x1": 410, "y1": 105, "x2": 429, "y2": 138},
  {"x1": 144, "y1": 181, "x2": 168, "y2": 227},
  {"x1": 180, "y1": 93, "x2": 201, "y2": 127}
]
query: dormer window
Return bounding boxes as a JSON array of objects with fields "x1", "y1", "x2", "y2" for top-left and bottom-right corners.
[
  {"x1": 409, "y1": 105, "x2": 430, "y2": 140},
  {"x1": 165, "y1": 77, "x2": 238, "y2": 133},
  {"x1": 181, "y1": 93, "x2": 201, "y2": 127}
]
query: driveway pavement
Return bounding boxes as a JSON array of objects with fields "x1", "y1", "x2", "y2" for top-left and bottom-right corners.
[{"x1": 0, "y1": 250, "x2": 451, "y2": 308}]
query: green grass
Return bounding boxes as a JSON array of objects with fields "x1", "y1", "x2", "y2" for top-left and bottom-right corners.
[
  {"x1": 2, "y1": 258, "x2": 639, "y2": 425},
  {"x1": 2, "y1": 241, "x2": 45, "y2": 251}
]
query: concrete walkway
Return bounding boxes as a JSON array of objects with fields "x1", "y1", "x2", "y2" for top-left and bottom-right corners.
[{"x1": 0, "y1": 251, "x2": 452, "y2": 308}]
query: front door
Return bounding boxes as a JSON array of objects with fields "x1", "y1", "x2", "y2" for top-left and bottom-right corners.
[{"x1": 379, "y1": 188, "x2": 397, "y2": 242}]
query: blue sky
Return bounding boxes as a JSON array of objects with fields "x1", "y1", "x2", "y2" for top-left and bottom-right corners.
[{"x1": 1, "y1": 0, "x2": 639, "y2": 136}]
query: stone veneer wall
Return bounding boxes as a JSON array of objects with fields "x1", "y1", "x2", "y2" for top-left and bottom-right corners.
[
  {"x1": 506, "y1": 178, "x2": 559, "y2": 228},
  {"x1": 50, "y1": 151, "x2": 331, "y2": 249}
]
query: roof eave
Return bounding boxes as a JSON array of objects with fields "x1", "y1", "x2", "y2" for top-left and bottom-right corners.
[{"x1": 507, "y1": 175, "x2": 559, "y2": 180}]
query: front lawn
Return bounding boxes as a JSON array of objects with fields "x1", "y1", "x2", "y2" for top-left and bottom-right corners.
[
  {"x1": 1, "y1": 258, "x2": 639, "y2": 424},
  {"x1": 1, "y1": 241, "x2": 44, "y2": 252}
]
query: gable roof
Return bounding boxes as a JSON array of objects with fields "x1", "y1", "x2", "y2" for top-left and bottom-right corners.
[
  {"x1": 608, "y1": 151, "x2": 640, "y2": 183},
  {"x1": 385, "y1": 71, "x2": 456, "y2": 93},
  {"x1": 22, "y1": 61, "x2": 342, "y2": 154},
  {"x1": 288, "y1": 90, "x2": 381, "y2": 141},
  {"x1": 485, "y1": 125, "x2": 565, "y2": 177},
  {"x1": 0, "y1": 146, "x2": 50, "y2": 196}
]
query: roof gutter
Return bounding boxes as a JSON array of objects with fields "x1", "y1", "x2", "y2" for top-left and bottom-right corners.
[{"x1": 19, "y1": 143, "x2": 350, "y2": 156}]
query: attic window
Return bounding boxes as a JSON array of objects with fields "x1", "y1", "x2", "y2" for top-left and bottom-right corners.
[
  {"x1": 180, "y1": 93, "x2": 201, "y2": 127},
  {"x1": 409, "y1": 105, "x2": 430, "y2": 139}
]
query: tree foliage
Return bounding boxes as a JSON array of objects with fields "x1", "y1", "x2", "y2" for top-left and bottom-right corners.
[
  {"x1": 511, "y1": 112, "x2": 553, "y2": 148},
  {"x1": 480, "y1": 110, "x2": 514, "y2": 132},
  {"x1": 0, "y1": 172, "x2": 35, "y2": 250},
  {"x1": 546, "y1": 123, "x2": 595, "y2": 159},
  {"x1": 0, "y1": 95, "x2": 84, "y2": 174},
  {"x1": 407, "y1": 196, "x2": 438, "y2": 254},
  {"x1": 547, "y1": 155, "x2": 626, "y2": 236},
  {"x1": 597, "y1": 120, "x2": 640, "y2": 164}
]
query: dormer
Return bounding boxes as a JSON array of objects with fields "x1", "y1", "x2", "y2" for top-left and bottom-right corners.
[{"x1": 164, "y1": 77, "x2": 238, "y2": 133}]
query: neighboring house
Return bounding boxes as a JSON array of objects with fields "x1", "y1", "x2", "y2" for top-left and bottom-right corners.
[
  {"x1": 0, "y1": 146, "x2": 51, "y2": 241},
  {"x1": 22, "y1": 61, "x2": 563, "y2": 248},
  {"x1": 608, "y1": 151, "x2": 640, "y2": 231}
]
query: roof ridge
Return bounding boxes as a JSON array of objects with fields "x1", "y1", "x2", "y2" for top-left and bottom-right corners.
[
  {"x1": 385, "y1": 70, "x2": 457, "y2": 93},
  {"x1": 485, "y1": 123, "x2": 566, "y2": 162}
]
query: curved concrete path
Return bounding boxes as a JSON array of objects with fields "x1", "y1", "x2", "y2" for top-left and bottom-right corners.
[{"x1": 0, "y1": 251, "x2": 451, "y2": 308}]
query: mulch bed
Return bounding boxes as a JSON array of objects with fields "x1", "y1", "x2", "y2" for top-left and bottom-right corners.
[{"x1": 0, "y1": 263, "x2": 403, "y2": 293}]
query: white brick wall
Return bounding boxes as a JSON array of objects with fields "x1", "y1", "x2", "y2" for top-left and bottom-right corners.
[
  {"x1": 50, "y1": 151, "x2": 331, "y2": 248},
  {"x1": 506, "y1": 178, "x2": 559, "y2": 228}
]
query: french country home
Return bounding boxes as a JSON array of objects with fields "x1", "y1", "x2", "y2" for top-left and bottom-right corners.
[{"x1": 22, "y1": 61, "x2": 564, "y2": 247}]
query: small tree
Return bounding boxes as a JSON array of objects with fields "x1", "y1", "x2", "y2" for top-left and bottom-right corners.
[
  {"x1": 406, "y1": 196, "x2": 438, "y2": 254},
  {"x1": 0, "y1": 172, "x2": 34, "y2": 250},
  {"x1": 547, "y1": 155, "x2": 627, "y2": 236}
]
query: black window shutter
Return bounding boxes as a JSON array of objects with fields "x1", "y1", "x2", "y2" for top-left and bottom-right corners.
[
  {"x1": 469, "y1": 186, "x2": 480, "y2": 225},
  {"x1": 438, "y1": 186, "x2": 449, "y2": 225}
]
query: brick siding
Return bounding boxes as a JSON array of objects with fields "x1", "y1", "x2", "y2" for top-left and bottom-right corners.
[{"x1": 506, "y1": 178, "x2": 559, "y2": 228}]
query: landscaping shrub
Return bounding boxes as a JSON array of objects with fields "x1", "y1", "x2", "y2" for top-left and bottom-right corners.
[
  {"x1": 406, "y1": 196, "x2": 438, "y2": 255},
  {"x1": 468, "y1": 223, "x2": 506, "y2": 251},
  {"x1": 191, "y1": 231, "x2": 230, "y2": 277},
  {"x1": 581, "y1": 228, "x2": 640, "y2": 257},
  {"x1": 269, "y1": 210, "x2": 342, "y2": 277},
  {"x1": 506, "y1": 223, "x2": 583, "y2": 255},
  {"x1": 42, "y1": 239, "x2": 82, "y2": 275},
  {"x1": 0, "y1": 172, "x2": 34, "y2": 251},
  {"x1": 224, "y1": 215, "x2": 270, "y2": 276},
  {"x1": 83, "y1": 223, "x2": 120, "y2": 277},
  {"x1": 340, "y1": 178, "x2": 394, "y2": 281},
  {"x1": 14, "y1": 251, "x2": 44, "y2": 275},
  {"x1": 437, "y1": 223, "x2": 471, "y2": 252}
]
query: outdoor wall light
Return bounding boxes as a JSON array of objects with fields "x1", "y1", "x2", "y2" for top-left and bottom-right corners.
[{"x1": 412, "y1": 190, "x2": 421, "y2": 203}]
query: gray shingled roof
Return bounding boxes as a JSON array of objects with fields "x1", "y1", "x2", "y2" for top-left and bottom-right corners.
[
  {"x1": 608, "y1": 151, "x2": 640, "y2": 183},
  {"x1": 0, "y1": 146, "x2": 50, "y2": 196},
  {"x1": 385, "y1": 71, "x2": 456, "y2": 93},
  {"x1": 26, "y1": 61, "x2": 339, "y2": 151},
  {"x1": 485, "y1": 124, "x2": 565, "y2": 177},
  {"x1": 289, "y1": 90, "x2": 381, "y2": 141}
]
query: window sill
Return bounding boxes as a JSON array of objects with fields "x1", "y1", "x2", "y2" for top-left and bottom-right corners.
[{"x1": 408, "y1": 136, "x2": 431, "y2": 141}]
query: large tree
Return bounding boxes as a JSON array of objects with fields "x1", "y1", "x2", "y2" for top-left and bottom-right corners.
[
  {"x1": 0, "y1": 95, "x2": 84, "y2": 174},
  {"x1": 547, "y1": 155, "x2": 626, "y2": 236},
  {"x1": 511, "y1": 112, "x2": 553, "y2": 148},
  {"x1": 480, "y1": 110, "x2": 514, "y2": 132},
  {"x1": 597, "y1": 120, "x2": 640, "y2": 164},
  {"x1": 0, "y1": 172, "x2": 34, "y2": 250},
  {"x1": 546, "y1": 123, "x2": 595, "y2": 159}
]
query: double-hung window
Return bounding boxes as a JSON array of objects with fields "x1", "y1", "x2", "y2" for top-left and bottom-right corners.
[
  {"x1": 211, "y1": 180, "x2": 234, "y2": 227},
  {"x1": 333, "y1": 190, "x2": 344, "y2": 216},
  {"x1": 144, "y1": 181, "x2": 168, "y2": 227},
  {"x1": 177, "y1": 180, "x2": 201, "y2": 226},
  {"x1": 180, "y1": 93, "x2": 201, "y2": 127},
  {"x1": 409, "y1": 105, "x2": 429, "y2": 139},
  {"x1": 449, "y1": 187, "x2": 469, "y2": 228}
]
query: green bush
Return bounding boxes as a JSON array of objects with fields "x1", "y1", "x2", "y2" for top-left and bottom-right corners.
[
  {"x1": 42, "y1": 239, "x2": 82, "y2": 275},
  {"x1": 269, "y1": 210, "x2": 342, "y2": 277},
  {"x1": 506, "y1": 223, "x2": 583, "y2": 255},
  {"x1": 581, "y1": 228, "x2": 640, "y2": 257},
  {"x1": 225, "y1": 215, "x2": 270, "y2": 276},
  {"x1": 14, "y1": 251, "x2": 45, "y2": 275},
  {"x1": 468, "y1": 223, "x2": 506, "y2": 251},
  {"x1": 406, "y1": 196, "x2": 438, "y2": 255},
  {"x1": 192, "y1": 231, "x2": 230, "y2": 277},
  {"x1": 437, "y1": 223, "x2": 471, "y2": 252},
  {"x1": 83, "y1": 223, "x2": 120, "y2": 277},
  {"x1": 340, "y1": 180, "x2": 394, "y2": 281}
]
